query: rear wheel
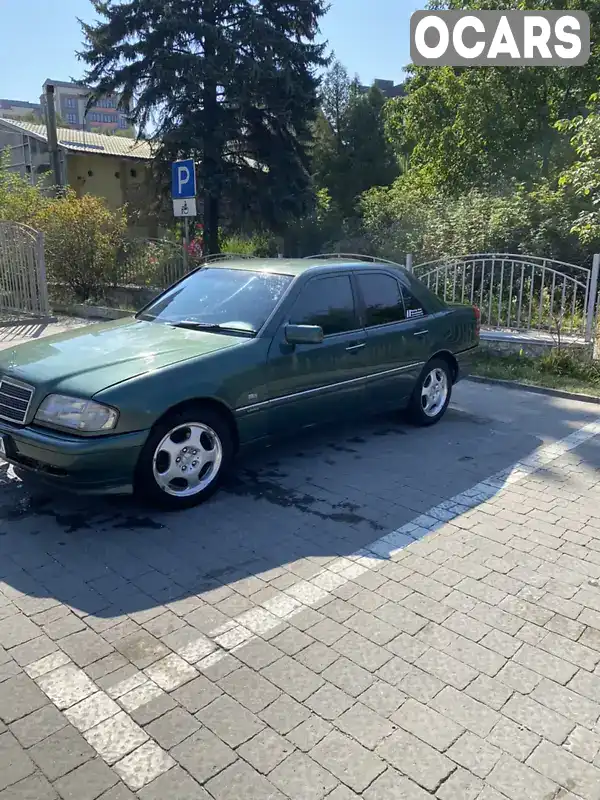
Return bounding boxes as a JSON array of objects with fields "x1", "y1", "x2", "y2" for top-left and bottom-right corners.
[
  {"x1": 407, "y1": 358, "x2": 452, "y2": 427},
  {"x1": 134, "y1": 405, "x2": 234, "y2": 510}
]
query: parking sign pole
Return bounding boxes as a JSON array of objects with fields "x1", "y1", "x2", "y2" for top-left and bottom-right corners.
[
  {"x1": 172, "y1": 159, "x2": 197, "y2": 275},
  {"x1": 183, "y1": 217, "x2": 189, "y2": 274}
]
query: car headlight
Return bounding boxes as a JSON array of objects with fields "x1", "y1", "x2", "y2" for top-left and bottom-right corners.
[{"x1": 35, "y1": 394, "x2": 118, "y2": 432}]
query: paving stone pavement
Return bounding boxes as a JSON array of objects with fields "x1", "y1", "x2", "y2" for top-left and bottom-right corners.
[{"x1": 0, "y1": 381, "x2": 600, "y2": 798}]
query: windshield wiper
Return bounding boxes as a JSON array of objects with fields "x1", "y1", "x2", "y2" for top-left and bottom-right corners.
[{"x1": 171, "y1": 321, "x2": 255, "y2": 336}]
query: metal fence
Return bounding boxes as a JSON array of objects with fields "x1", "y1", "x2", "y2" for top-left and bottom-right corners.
[
  {"x1": 113, "y1": 243, "x2": 256, "y2": 292},
  {"x1": 305, "y1": 251, "x2": 600, "y2": 342},
  {"x1": 412, "y1": 253, "x2": 600, "y2": 341},
  {"x1": 0, "y1": 221, "x2": 51, "y2": 322},
  {"x1": 108, "y1": 246, "x2": 600, "y2": 342},
  {"x1": 114, "y1": 238, "x2": 189, "y2": 290}
]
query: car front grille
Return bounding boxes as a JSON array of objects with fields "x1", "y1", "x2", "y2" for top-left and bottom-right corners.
[{"x1": 0, "y1": 378, "x2": 34, "y2": 424}]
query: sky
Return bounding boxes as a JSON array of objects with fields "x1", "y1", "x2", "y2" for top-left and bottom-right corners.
[{"x1": 0, "y1": 0, "x2": 425, "y2": 104}]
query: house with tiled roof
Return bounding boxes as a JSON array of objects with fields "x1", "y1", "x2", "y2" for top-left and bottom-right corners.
[{"x1": 0, "y1": 117, "x2": 161, "y2": 235}]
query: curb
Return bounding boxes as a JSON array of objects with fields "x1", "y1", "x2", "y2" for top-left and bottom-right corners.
[
  {"x1": 0, "y1": 316, "x2": 58, "y2": 328},
  {"x1": 466, "y1": 375, "x2": 600, "y2": 405}
]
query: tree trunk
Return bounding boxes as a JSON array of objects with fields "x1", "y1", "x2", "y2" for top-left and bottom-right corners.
[{"x1": 205, "y1": 194, "x2": 219, "y2": 254}]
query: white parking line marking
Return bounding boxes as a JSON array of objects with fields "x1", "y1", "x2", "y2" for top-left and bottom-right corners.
[
  {"x1": 143, "y1": 653, "x2": 198, "y2": 691},
  {"x1": 119, "y1": 680, "x2": 165, "y2": 712},
  {"x1": 262, "y1": 593, "x2": 305, "y2": 619},
  {"x1": 65, "y1": 690, "x2": 121, "y2": 732},
  {"x1": 84, "y1": 710, "x2": 149, "y2": 764},
  {"x1": 18, "y1": 416, "x2": 600, "y2": 790},
  {"x1": 36, "y1": 663, "x2": 97, "y2": 709},
  {"x1": 176, "y1": 634, "x2": 216, "y2": 664},
  {"x1": 106, "y1": 671, "x2": 147, "y2": 699},
  {"x1": 236, "y1": 607, "x2": 282, "y2": 636},
  {"x1": 197, "y1": 417, "x2": 600, "y2": 669},
  {"x1": 114, "y1": 740, "x2": 176, "y2": 791},
  {"x1": 285, "y1": 581, "x2": 330, "y2": 606},
  {"x1": 24, "y1": 651, "x2": 70, "y2": 679},
  {"x1": 25, "y1": 654, "x2": 175, "y2": 788},
  {"x1": 214, "y1": 624, "x2": 254, "y2": 650}
]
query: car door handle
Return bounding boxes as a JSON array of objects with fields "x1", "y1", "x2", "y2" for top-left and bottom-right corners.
[
  {"x1": 413, "y1": 330, "x2": 429, "y2": 336},
  {"x1": 346, "y1": 342, "x2": 366, "y2": 352}
]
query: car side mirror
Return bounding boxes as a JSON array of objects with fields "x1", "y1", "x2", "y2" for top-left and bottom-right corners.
[{"x1": 284, "y1": 324, "x2": 324, "y2": 345}]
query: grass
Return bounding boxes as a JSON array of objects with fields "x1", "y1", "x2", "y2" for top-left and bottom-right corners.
[{"x1": 471, "y1": 348, "x2": 600, "y2": 398}]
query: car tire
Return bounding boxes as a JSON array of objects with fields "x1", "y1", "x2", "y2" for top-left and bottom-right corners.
[
  {"x1": 134, "y1": 405, "x2": 234, "y2": 510},
  {"x1": 407, "y1": 358, "x2": 452, "y2": 427}
]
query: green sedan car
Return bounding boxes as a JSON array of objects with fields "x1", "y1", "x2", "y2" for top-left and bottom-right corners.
[{"x1": 0, "y1": 258, "x2": 479, "y2": 509}]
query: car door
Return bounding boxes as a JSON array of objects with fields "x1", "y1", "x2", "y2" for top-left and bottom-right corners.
[
  {"x1": 355, "y1": 272, "x2": 432, "y2": 412},
  {"x1": 399, "y1": 281, "x2": 435, "y2": 363},
  {"x1": 265, "y1": 273, "x2": 368, "y2": 437}
]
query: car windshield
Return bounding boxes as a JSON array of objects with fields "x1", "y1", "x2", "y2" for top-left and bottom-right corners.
[{"x1": 137, "y1": 267, "x2": 293, "y2": 334}]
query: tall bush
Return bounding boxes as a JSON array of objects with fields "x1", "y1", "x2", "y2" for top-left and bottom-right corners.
[
  {"x1": 35, "y1": 191, "x2": 127, "y2": 302},
  {"x1": 0, "y1": 149, "x2": 48, "y2": 224},
  {"x1": 361, "y1": 176, "x2": 596, "y2": 265}
]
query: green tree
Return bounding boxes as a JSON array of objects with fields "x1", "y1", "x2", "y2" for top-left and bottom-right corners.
[
  {"x1": 558, "y1": 99, "x2": 600, "y2": 244},
  {"x1": 313, "y1": 65, "x2": 398, "y2": 217},
  {"x1": 0, "y1": 149, "x2": 48, "y2": 224},
  {"x1": 311, "y1": 111, "x2": 339, "y2": 200},
  {"x1": 361, "y1": 177, "x2": 591, "y2": 264},
  {"x1": 79, "y1": 0, "x2": 328, "y2": 254},
  {"x1": 321, "y1": 59, "x2": 351, "y2": 150},
  {"x1": 340, "y1": 85, "x2": 399, "y2": 213},
  {"x1": 388, "y1": 0, "x2": 600, "y2": 196}
]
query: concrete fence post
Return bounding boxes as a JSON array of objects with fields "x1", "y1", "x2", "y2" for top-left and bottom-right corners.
[
  {"x1": 585, "y1": 253, "x2": 600, "y2": 344},
  {"x1": 406, "y1": 253, "x2": 413, "y2": 273}
]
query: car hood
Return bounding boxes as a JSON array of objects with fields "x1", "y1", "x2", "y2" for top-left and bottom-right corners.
[{"x1": 0, "y1": 317, "x2": 244, "y2": 397}]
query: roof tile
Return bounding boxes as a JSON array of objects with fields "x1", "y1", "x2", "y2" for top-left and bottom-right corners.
[{"x1": 0, "y1": 118, "x2": 153, "y2": 160}]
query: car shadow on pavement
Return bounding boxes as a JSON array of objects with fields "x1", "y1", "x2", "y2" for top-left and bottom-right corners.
[{"x1": 0, "y1": 385, "x2": 598, "y2": 624}]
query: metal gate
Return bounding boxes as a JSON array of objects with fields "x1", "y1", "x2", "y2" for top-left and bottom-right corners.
[
  {"x1": 412, "y1": 253, "x2": 600, "y2": 342},
  {"x1": 0, "y1": 221, "x2": 50, "y2": 322}
]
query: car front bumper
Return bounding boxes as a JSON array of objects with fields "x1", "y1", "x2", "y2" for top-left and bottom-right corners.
[{"x1": 0, "y1": 420, "x2": 149, "y2": 495}]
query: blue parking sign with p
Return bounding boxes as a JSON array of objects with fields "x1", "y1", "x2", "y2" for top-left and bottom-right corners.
[{"x1": 172, "y1": 159, "x2": 196, "y2": 199}]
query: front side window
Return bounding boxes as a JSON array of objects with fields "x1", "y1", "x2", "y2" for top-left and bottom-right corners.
[
  {"x1": 289, "y1": 276, "x2": 358, "y2": 336},
  {"x1": 138, "y1": 267, "x2": 293, "y2": 335},
  {"x1": 356, "y1": 273, "x2": 405, "y2": 327}
]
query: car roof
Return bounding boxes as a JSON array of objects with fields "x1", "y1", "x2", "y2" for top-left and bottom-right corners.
[{"x1": 204, "y1": 257, "x2": 406, "y2": 278}]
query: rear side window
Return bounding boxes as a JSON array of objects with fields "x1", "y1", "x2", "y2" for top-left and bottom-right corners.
[
  {"x1": 401, "y1": 285, "x2": 427, "y2": 319},
  {"x1": 356, "y1": 273, "x2": 405, "y2": 327},
  {"x1": 289, "y1": 275, "x2": 358, "y2": 336}
]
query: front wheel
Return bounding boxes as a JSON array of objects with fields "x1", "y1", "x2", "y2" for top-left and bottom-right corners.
[
  {"x1": 407, "y1": 359, "x2": 452, "y2": 427},
  {"x1": 134, "y1": 406, "x2": 234, "y2": 510}
]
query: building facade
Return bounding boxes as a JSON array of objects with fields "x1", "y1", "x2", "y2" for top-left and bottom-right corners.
[
  {"x1": 0, "y1": 98, "x2": 43, "y2": 122},
  {"x1": 40, "y1": 80, "x2": 131, "y2": 133},
  {"x1": 359, "y1": 79, "x2": 405, "y2": 99},
  {"x1": 0, "y1": 118, "x2": 160, "y2": 236}
]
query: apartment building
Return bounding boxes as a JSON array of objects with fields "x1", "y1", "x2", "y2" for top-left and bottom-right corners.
[
  {"x1": 40, "y1": 79, "x2": 131, "y2": 133},
  {"x1": 0, "y1": 98, "x2": 42, "y2": 122}
]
